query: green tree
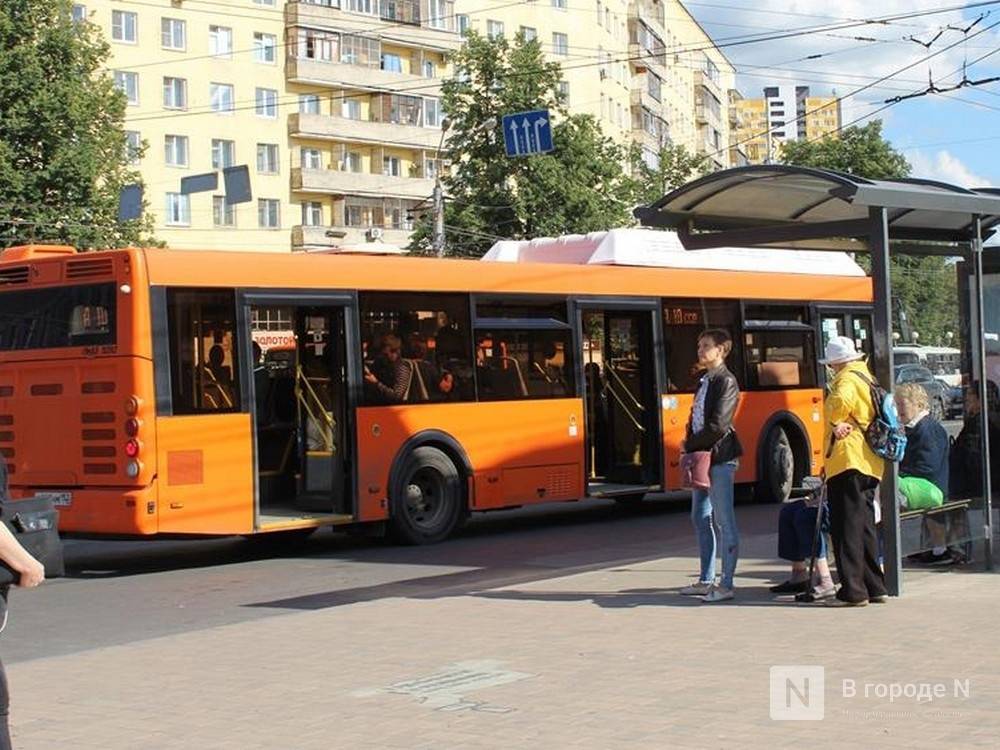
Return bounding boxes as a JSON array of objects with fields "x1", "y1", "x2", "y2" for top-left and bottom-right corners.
[
  {"x1": 409, "y1": 32, "x2": 637, "y2": 257},
  {"x1": 630, "y1": 143, "x2": 707, "y2": 207},
  {"x1": 0, "y1": 0, "x2": 155, "y2": 250},
  {"x1": 780, "y1": 120, "x2": 958, "y2": 345}
]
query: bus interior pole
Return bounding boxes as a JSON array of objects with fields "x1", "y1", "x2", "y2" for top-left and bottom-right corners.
[
  {"x1": 869, "y1": 206, "x2": 902, "y2": 596},
  {"x1": 972, "y1": 217, "x2": 994, "y2": 570}
]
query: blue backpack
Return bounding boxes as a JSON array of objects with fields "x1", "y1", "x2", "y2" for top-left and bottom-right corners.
[{"x1": 852, "y1": 372, "x2": 907, "y2": 462}]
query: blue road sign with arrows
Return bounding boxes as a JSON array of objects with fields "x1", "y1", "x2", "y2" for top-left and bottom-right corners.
[{"x1": 502, "y1": 109, "x2": 554, "y2": 157}]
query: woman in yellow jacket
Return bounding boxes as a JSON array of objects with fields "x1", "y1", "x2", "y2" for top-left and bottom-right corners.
[{"x1": 820, "y1": 336, "x2": 888, "y2": 607}]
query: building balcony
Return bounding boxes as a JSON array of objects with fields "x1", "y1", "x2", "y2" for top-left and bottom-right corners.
[
  {"x1": 285, "y1": 2, "x2": 459, "y2": 49},
  {"x1": 630, "y1": 86, "x2": 662, "y2": 114},
  {"x1": 630, "y1": 1, "x2": 667, "y2": 39},
  {"x1": 695, "y1": 70, "x2": 723, "y2": 101},
  {"x1": 628, "y1": 42, "x2": 667, "y2": 76},
  {"x1": 289, "y1": 113, "x2": 441, "y2": 150},
  {"x1": 291, "y1": 167, "x2": 435, "y2": 200},
  {"x1": 292, "y1": 224, "x2": 414, "y2": 250},
  {"x1": 286, "y1": 56, "x2": 445, "y2": 95},
  {"x1": 631, "y1": 127, "x2": 663, "y2": 152}
]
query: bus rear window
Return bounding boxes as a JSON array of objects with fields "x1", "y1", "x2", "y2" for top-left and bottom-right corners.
[{"x1": 0, "y1": 283, "x2": 117, "y2": 350}]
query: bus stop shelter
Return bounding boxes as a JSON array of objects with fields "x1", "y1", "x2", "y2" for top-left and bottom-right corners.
[{"x1": 634, "y1": 164, "x2": 1000, "y2": 595}]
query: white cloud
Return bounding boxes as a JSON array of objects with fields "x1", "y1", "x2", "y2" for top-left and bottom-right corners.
[{"x1": 907, "y1": 149, "x2": 989, "y2": 187}]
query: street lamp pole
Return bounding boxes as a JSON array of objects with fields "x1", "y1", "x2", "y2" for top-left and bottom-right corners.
[{"x1": 432, "y1": 118, "x2": 451, "y2": 258}]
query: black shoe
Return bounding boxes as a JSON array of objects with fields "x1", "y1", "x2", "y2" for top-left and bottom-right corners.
[
  {"x1": 869, "y1": 594, "x2": 889, "y2": 604},
  {"x1": 770, "y1": 579, "x2": 809, "y2": 594},
  {"x1": 923, "y1": 551, "x2": 955, "y2": 567}
]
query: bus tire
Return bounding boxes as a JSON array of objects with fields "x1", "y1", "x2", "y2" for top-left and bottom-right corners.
[
  {"x1": 755, "y1": 426, "x2": 795, "y2": 504},
  {"x1": 389, "y1": 446, "x2": 464, "y2": 545}
]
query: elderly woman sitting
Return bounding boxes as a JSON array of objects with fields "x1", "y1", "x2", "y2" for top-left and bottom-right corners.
[{"x1": 895, "y1": 383, "x2": 950, "y2": 510}]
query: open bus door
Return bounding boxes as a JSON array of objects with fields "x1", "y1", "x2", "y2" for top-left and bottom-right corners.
[
  {"x1": 576, "y1": 301, "x2": 663, "y2": 498},
  {"x1": 243, "y1": 293, "x2": 357, "y2": 531}
]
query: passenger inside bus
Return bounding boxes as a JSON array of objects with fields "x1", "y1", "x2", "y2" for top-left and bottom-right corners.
[{"x1": 202, "y1": 342, "x2": 235, "y2": 408}]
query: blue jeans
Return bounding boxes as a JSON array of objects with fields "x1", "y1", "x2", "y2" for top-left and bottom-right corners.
[{"x1": 690, "y1": 461, "x2": 740, "y2": 589}]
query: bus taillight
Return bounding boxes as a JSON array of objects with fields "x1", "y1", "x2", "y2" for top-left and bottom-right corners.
[
  {"x1": 124, "y1": 418, "x2": 140, "y2": 437},
  {"x1": 124, "y1": 439, "x2": 141, "y2": 458}
]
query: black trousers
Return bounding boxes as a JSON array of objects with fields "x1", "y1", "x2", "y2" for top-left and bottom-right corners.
[{"x1": 828, "y1": 470, "x2": 887, "y2": 602}]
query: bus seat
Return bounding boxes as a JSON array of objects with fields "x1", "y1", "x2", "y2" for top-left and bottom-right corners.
[
  {"x1": 485, "y1": 357, "x2": 528, "y2": 399},
  {"x1": 757, "y1": 361, "x2": 800, "y2": 387}
]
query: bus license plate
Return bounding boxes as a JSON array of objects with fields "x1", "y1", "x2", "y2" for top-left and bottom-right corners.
[{"x1": 33, "y1": 492, "x2": 72, "y2": 507}]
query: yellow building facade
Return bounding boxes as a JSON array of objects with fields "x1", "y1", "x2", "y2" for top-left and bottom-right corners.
[
  {"x1": 81, "y1": 0, "x2": 737, "y2": 252},
  {"x1": 735, "y1": 85, "x2": 842, "y2": 165}
]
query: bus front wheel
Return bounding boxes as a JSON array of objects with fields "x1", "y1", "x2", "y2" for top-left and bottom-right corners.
[
  {"x1": 755, "y1": 426, "x2": 795, "y2": 503},
  {"x1": 389, "y1": 446, "x2": 464, "y2": 545}
]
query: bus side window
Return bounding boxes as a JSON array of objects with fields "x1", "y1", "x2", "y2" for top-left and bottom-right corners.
[
  {"x1": 661, "y1": 299, "x2": 743, "y2": 392},
  {"x1": 166, "y1": 289, "x2": 242, "y2": 414}
]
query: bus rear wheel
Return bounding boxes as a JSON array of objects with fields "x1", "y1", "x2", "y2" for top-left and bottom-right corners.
[
  {"x1": 755, "y1": 426, "x2": 795, "y2": 503},
  {"x1": 389, "y1": 446, "x2": 464, "y2": 545}
]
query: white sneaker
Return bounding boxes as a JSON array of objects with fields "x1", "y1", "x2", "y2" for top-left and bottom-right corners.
[
  {"x1": 679, "y1": 581, "x2": 713, "y2": 596},
  {"x1": 701, "y1": 585, "x2": 735, "y2": 603}
]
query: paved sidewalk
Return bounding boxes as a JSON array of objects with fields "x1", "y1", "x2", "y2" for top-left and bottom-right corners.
[{"x1": 8, "y1": 519, "x2": 1000, "y2": 749}]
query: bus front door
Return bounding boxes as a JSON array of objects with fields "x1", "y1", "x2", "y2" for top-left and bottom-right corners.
[
  {"x1": 249, "y1": 301, "x2": 353, "y2": 529},
  {"x1": 580, "y1": 307, "x2": 661, "y2": 494}
]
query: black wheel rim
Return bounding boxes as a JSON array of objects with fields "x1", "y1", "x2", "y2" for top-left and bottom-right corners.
[{"x1": 404, "y1": 467, "x2": 450, "y2": 532}]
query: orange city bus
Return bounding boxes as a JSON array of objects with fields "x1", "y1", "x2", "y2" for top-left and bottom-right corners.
[{"x1": 0, "y1": 237, "x2": 872, "y2": 543}]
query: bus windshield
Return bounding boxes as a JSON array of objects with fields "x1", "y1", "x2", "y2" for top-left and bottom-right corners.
[{"x1": 0, "y1": 282, "x2": 117, "y2": 351}]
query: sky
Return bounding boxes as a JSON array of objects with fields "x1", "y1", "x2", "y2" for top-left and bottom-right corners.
[{"x1": 685, "y1": 0, "x2": 1000, "y2": 187}]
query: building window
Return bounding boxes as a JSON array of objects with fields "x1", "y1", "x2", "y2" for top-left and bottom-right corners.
[
  {"x1": 423, "y1": 60, "x2": 435, "y2": 78},
  {"x1": 551, "y1": 0, "x2": 567, "y2": 8},
  {"x1": 558, "y1": 81, "x2": 570, "y2": 105},
  {"x1": 253, "y1": 0, "x2": 276, "y2": 5},
  {"x1": 302, "y1": 202, "x2": 323, "y2": 227},
  {"x1": 258, "y1": 199, "x2": 280, "y2": 228},
  {"x1": 211, "y1": 139, "x2": 235, "y2": 169},
  {"x1": 256, "y1": 143, "x2": 279, "y2": 174},
  {"x1": 161, "y1": 18, "x2": 185, "y2": 50},
  {"x1": 165, "y1": 193, "x2": 190, "y2": 226},
  {"x1": 111, "y1": 10, "x2": 137, "y2": 43},
  {"x1": 346, "y1": 0, "x2": 376, "y2": 13},
  {"x1": 209, "y1": 25, "x2": 233, "y2": 57},
  {"x1": 424, "y1": 97, "x2": 441, "y2": 128},
  {"x1": 253, "y1": 32, "x2": 276, "y2": 64},
  {"x1": 647, "y1": 72, "x2": 662, "y2": 102},
  {"x1": 377, "y1": 93, "x2": 422, "y2": 126},
  {"x1": 113, "y1": 71, "x2": 139, "y2": 105},
  {"x1": 210, "y1": 83, "x2": 234, "y2": 114},
  {"x1": 213, "y1": 196, "x2": 236, "y2": 227},
  {"x1": 255, "y1": 88, "x2": 278, "y2": 118},
  {"x1": 71, "y1": 4, "x2": 87, "y2": 23},
  {"x1": 342, "y1": 98, "x2": 362, "y2": 120},
  {"x1": 487, "y1": 20, "x2": 504, "y2": 39},
  {"x1": 383, "y1": 156, "x2": 402, "y2": 177},
  {"x1": 457, "y1": 14, "x2": 470, "y2": 35},
  {"x1": 301, "y1": 147, "x2": 322, "y2": 170},
  {"x1": 162, "y1": 77, "x2": 187, "y2": 110},
  {"x1": 520, "y1": 26, "x2": 537, "y2": 41},
  {"x1": 427, "y1": 0, "x2": 448, "y2": 29},
  {"x1": 344, "y1": 151, "x2": 363, "y2": 173},
  {"x1": 299, "y1": 94, "x2": 321, "y2": 115},
  {"x1": 298, "y1": 28, "x2": 338, "y2": 61},
  {"x1": 164, "y1": 135, "x2": 189, "y2": 167},
  {"x1": 381, "y1": 52, "x2": 403, "y2": 72},
  {"x1": 125, "y1": 131, "x2": 141, "y2": 165},
  {"x1": 552, "y1": 32, "x2": 568, "y2": 56}
]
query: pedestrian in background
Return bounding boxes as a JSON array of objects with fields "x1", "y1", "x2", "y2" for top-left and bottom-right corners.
[
  {"x1": 0, "y1": 456, "x2": 46, "y2": 750},
  {"x1": 819, "y1": 336, "x2": 888, "y2": 607},
  {"x1": 679, "y1": 328, "x2": 743, "y2": 603}
]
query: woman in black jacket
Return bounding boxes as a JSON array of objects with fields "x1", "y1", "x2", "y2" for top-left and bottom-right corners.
[{"x1": 679, "y1": 329, "x2": 743, "y2": 603}]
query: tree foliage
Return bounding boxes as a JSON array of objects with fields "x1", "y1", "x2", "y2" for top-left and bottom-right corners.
[
  {"x1": 0, "y1": 0, "x2": 155, "y2": 250},
  {"x1": 780, "y1": 120, "x2": 959, "y2": 345},
  {"x1": 408, "y1": 32, "x2": 637, "y2": 257},
  {"x1": 630, "y1": 143, "x2": 708, "y2": 208}
]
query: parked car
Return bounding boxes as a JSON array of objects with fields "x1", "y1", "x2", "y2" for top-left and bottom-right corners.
[
  {"x1": 939, "y1": 380, "x2": 964, "y2": 419},
  {"x1": 894, "y1": 364, "x2": 948, "y2": 420}
]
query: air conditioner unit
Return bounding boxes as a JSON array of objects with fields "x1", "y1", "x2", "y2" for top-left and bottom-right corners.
[{"x1": 366, "y1": 227, "x2": 384, "y2": 242}]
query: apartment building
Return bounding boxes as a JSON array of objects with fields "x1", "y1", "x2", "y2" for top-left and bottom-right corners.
[
  {"x1": 735, "y1": 85, "x2": 842, "y2": 165},
  {"x1": 80, "y1": 0, "x2": 458, "y2": 252},
  {"x1": 455, "y1": 0, "x2": 739, "y2": 173}
]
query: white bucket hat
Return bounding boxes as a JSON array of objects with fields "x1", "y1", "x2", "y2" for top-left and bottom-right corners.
[{"x1": 819, "y1": 335, "x2": 865, "y2": 365}]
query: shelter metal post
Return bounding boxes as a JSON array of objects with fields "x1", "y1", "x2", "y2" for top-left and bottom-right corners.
[
  {"x1": 972, "y1": 217, "x2": 995, "y2": 570},
  {"x1": 869, "y1": 207, "x2": 902, "y2": 596}
]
